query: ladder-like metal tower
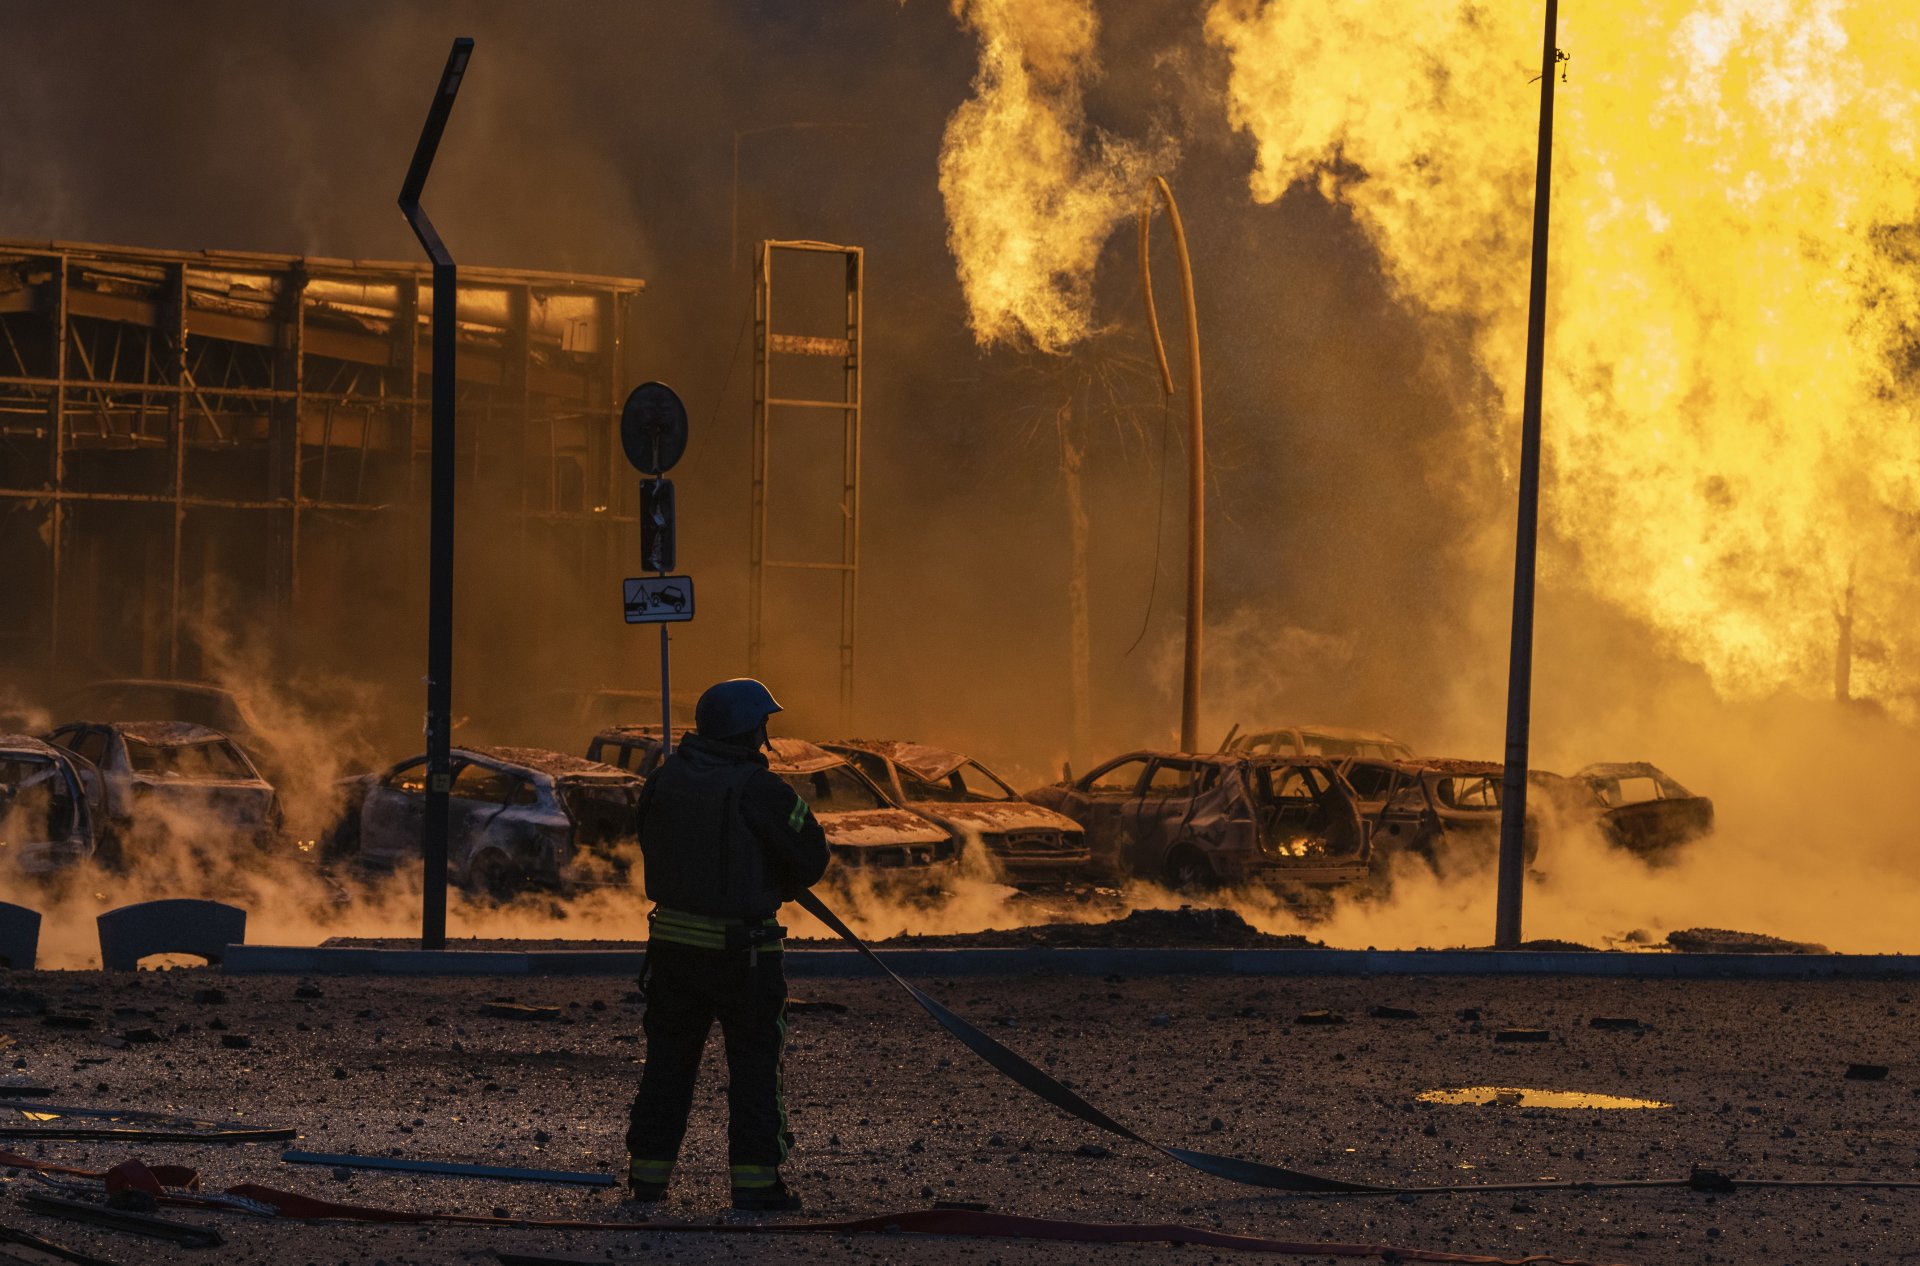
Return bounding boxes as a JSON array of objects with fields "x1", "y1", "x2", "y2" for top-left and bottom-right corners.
[{"x1": 748, "y1": 240, "x2": 863, "y2": 729}]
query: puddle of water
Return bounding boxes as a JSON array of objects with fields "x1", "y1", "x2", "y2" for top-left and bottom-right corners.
[{"x1": 1418, "y1": 1086, "x2": 1671, "y2": 1110}]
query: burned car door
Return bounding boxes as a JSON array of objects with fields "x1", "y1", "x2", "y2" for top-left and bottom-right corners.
[
  {"x1": 48, "y1": 726, "x2": 110, "y2": 813},
  {"x1": 445, "y1": 764, "x2": 545, "y2": 891},
  {"x1": 1128, "y1": 758, "x2": 1205, "y2": 880},
  {"x1": 447, "y1": 760, "x2": 527, "y2": 877},
  {"x1": 1072, "y1": 756, "x2": 1149, "y2": 876},
  {"x1": 360, "y1": 758, "x2": 431, "y2": 871}
]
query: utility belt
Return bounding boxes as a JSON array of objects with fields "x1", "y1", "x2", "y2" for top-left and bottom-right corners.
[{"x1": 648, "y1": 906, "x2": 786, "y2": 954}]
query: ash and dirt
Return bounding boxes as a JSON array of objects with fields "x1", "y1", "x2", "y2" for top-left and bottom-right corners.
[
  {"x1": 329, "y1": 905, "x2": 1322, "y2": 952},
  {"x1": 0, "y1": 968, "x2": 1913, "y2": 1265}
]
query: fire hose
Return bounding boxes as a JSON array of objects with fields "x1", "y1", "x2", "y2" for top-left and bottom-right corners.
[
  {"x1": 0, "y1": 1151, "x2": 1620, "y2": 1266},
  {"x1": 795, "y1": 889, "x2": 1381, "y2": 1193}
]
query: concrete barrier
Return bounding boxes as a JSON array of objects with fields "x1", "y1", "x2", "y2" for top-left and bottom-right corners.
[
  {"x1": 98, "y1": 899, "x2": 247, "y2": 971},
  {"x1": 218, "y1": 943, "x2": 1920, "y2": 979},
  {"x1": 0, "y1": 902, "x2": 40, "y2": 971}
]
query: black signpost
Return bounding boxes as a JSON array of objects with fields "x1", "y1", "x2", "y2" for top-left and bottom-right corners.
[
  {"x1": 622, "y1": 382, "x2": 691, "y2": 756},
  {"x1": 398, "y1": 37, "x2": 472, "y2": 952}
]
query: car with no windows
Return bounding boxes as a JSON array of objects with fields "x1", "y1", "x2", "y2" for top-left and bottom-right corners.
[
  {"x1": 1026, "y1": 751, "x2": 1371, "y2": 893},
  {"x1": 327, "y1": 746, "x2": 643, "y2": 897}
]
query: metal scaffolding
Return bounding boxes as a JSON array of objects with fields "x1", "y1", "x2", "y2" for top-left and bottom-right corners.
[
  {"x1": 0, "y1": 238, "x2": 643, "y2": 687},
  {"x1": 748, "y1": 239, "x2": 862, "y2": 729}
]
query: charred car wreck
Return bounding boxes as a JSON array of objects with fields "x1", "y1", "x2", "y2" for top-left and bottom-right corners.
[
  {"x1": 0, "y1": 735, "x2": 97, "y2": 874},
  {"x1": 45, "y1": 720, "x2": 279, "y2": 865},
  {"x1": 823, "y1": 740, "x2": 1089, "y2": 884},
  {"x1": 327, "y1": 746, "x2": 641, "y2": 897},
  {"x1": 1027, "y1": 751, "x2": 1371, "y2": 893},
  {"x1": 1536, "y1": 762, "x2": 1714, "y2": 861},
  {"x1": 588, "y1": 728, "x2": 958, "y2": 888},
  {"x1": 1337, "y1": 757, "x2": 1531, "y2": 879}
]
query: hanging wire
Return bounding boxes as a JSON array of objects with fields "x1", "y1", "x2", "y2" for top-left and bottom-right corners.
[{"x1": 1125, "y1": 390, "x2": 1173, "y2": 656}]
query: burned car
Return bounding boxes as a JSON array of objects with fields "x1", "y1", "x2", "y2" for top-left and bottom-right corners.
[
  {"x1": 0, "y1": 735, "x2": 98, "y2": 874},
  {"x1": 1222, "y1": 723, "x2": 1414, "y2": 762},
  {"x1": 1534, "y1": 762, "x2": 1714, "y2": 861},
  {"x1": 1337, "y1": 757, "x2": 1535, "y2": 879},
  {"x1": 56, "y1": 679, "x2": 282, "y2": 776},
  {"x1": 44, "y1": 721, "x2": 279, "y2": 864},
  {"x1": 326, "y1": 747, "x2": 641, "y2": 897},
  {"x1": 587, "y1": 728, "x2": 958, "y2": 884},
  {"x1": 1026, "y1": 751, "x2": 1371, "y2": 892},
  {"x1": 821, "y1": 740, "x2": 1091, "y2": 884}
]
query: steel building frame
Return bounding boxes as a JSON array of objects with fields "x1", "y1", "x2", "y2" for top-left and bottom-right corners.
[
  {"x1": 748, "y1": 239, "x2": 862, "y2": 728},
  {"x1": 0, "y1": 238, "x2": 643, "y2": 685}
]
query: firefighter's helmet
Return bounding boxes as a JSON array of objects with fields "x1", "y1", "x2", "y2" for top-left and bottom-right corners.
[{"x1": 694, "y1": 678, "x2": 783, "y2": 740}]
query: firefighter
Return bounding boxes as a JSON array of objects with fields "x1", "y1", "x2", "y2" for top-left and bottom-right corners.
[{"x1": 625, "y1": 677, "x2": 829, "y2": 1211}]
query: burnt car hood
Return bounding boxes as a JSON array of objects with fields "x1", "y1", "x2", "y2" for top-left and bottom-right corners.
[
  {"x1": 131, "y1": 776, "x2": 274, "y2": 820},
  {"x1": 912, "y1": 800, "x2": 1079, "y2": 837},
  {"x1": 818, "y1": 807, "x2": 950, "y2": 849}
]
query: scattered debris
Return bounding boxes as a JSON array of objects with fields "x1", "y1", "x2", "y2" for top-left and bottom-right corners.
[
  {"x1": 1494, "y1": 1028, "x2": 1549, "y2": 1043},
  {"x1": 479, "y1": 1002, "x2": 561, "y2": 1021},
  {"x1": 281, "y1": 1150, "x2": 616, "y2": 1188},
  {"x1": 0, "y1": 1220, "x2": 113, "y2": 1265},
  {"x1": 1418, "y1": 1087, "x2": 1669, "y2": 1110},
  {"x1": 0, "y1": 1102, "x2": 293, "y2": 1143},
  {"x1": 1666, "y1": 928, "x2": 1828, "y2": 955},
  {"x1": 786, "y1": 999, "x2": 849, "y2": 1015},
  {"x1": 18, "y1": 1193, "x2": 222, "y2": 1248},
  {"x1": 0, "y1": 988, "x2": 47, "y2": 1017},
  {"x1": 1845, "y1": 1064, "x2": 1890, "y2": 1081},
  {"x1": 1688, "y1": 1166, "x2": 1737, "y2": 1192}
]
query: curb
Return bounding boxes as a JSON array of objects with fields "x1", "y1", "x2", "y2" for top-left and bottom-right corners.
[{"x1": 217, "y1": 944, "x2": 1920, "y2": 979}]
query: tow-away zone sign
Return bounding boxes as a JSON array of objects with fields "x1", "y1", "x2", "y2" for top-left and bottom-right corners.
[{"x1": 623, "y1": 576, "x2": 695, "y2": 624}]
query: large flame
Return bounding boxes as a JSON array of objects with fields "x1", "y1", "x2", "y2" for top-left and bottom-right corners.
[
  {"x1": 1207, "y1": 1, "x2": 1920, "y2": 708},
  {"x1": 940, "y1": 0, "x2": 1166, "y2": 353}
]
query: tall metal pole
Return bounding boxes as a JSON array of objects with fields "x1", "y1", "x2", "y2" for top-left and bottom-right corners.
[
  {"x1": 1139, "y1": 177, "x2": 1205, "y2": 754},
  {"x1": 1495, "y1": 5, "x2": 1560, "y2": 949},
  {"x1": 398, "y1": 37, "x2": 473, "y2": 952}
]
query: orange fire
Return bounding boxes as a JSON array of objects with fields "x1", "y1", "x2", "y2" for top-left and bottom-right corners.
[{"x1": 1207, "y1": 0, "x2": 1920, "y2": 710}]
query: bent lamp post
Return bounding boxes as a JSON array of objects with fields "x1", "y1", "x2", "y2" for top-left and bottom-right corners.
[{"x1": 397, "y1": 37, "x2": 472, "y2": 951}]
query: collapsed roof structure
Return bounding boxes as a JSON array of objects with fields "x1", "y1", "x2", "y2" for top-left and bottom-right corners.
[{"x1": 0, "y1": 238, "x2": 644, "y2": 690}]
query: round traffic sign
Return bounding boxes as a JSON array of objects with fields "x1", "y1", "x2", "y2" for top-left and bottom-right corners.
[{"x1": 621, "y1": 382, "x2": 689, "y2": 475}]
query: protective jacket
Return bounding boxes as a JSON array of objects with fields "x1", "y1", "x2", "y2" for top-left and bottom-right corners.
[{"x1": 636, "y1": 732, "x2": 829, "y2": 920}]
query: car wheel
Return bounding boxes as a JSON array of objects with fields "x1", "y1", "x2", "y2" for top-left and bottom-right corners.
[
  {"x1": 465, "y1": 851, "x2": 525, "y2": 903},
  {"x1": 1164, "y1": 845, "x2": 1217, "y2": 893}
]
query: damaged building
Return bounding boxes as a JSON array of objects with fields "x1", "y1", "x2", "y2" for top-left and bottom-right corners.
[{"x1": 0, "y1": 239, "x2": 644, "y2": 721}]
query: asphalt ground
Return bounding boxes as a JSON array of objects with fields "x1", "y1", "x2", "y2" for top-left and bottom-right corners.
[{"x1": 0, "y1": 968, "x2": 1912, "y2": 1264}]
